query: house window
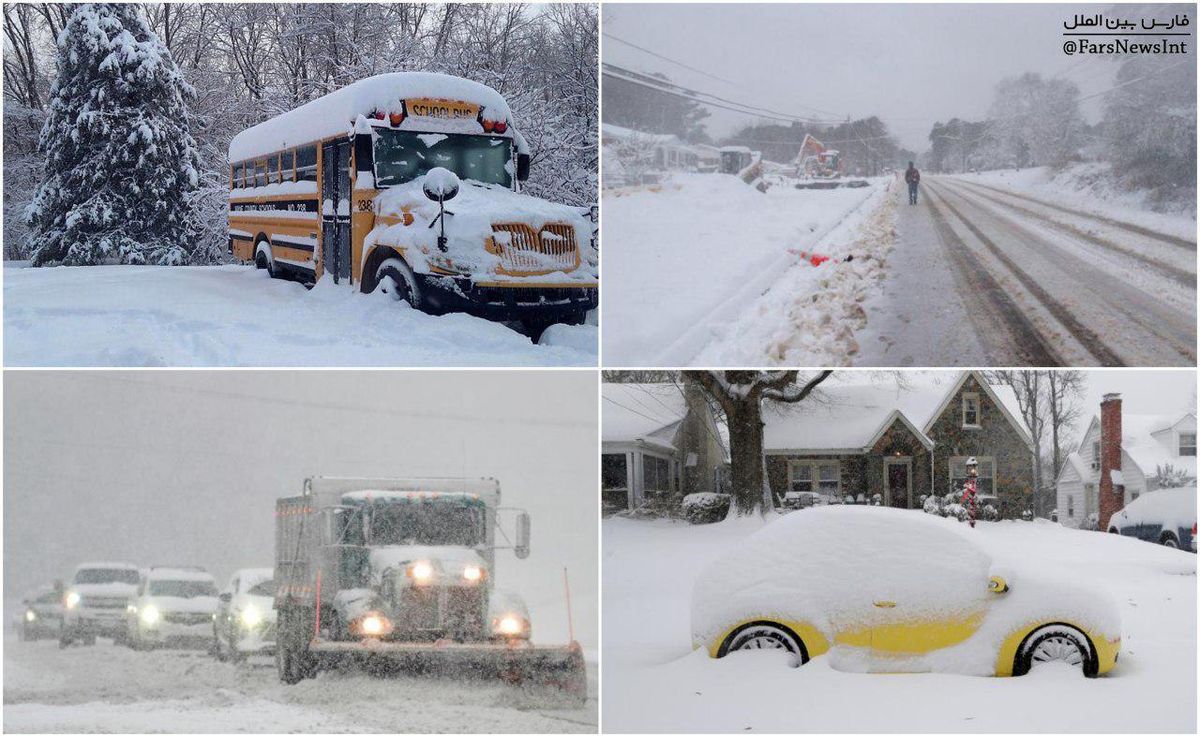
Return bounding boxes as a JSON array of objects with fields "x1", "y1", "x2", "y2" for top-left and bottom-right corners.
[
  {"x1": 950, "y1": 456, "x2": 994, "y2": 495},
  {"x1": 962, "y1": 393, "x2": 980, "y2": 427},
  {"x1": 1067, "y1": 495, "x2": 1074, "y2": 517},
  {"x1": 643, "y1": 455, "x2": 672, "y2": 494},
  {"x1": 602, "y1": 454, "x2": 627, "y2": 491},
  {"x1": 1092, "y1": 441, "x2": 1100, "y2": 468},
  {"x1": 1180, "y1": 433, "x2": 1196, "y2": 457},
  {"x1": 788, "y1": 461, "x2": 840, "y2": 496}
]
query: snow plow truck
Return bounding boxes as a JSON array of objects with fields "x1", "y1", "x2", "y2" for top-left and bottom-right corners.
[{"x1": 273, "y1": 477, "x2": 586, "y2": 701}]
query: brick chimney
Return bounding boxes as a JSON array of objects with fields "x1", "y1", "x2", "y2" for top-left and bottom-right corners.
[{"x1": 1097, "y1": 393, "x2": 1124, "y2": 531}]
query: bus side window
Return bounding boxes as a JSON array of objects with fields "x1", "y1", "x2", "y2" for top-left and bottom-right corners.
[
  {"x1": 245, "y1": 161, "x2": 256, "y2": 189},
  {"x1": 255, "y1": 159, "x2": 268, "y2": 188},
  {"x1": 233, "y1": 163, "x2": 244, "y2": 189},
  {"x1": 268, "y1": 154, "x2": 280, "y2": 185},
  {"x1": 297, "y1": 145, "x2": 318, "y2": 182},
  {"x1": 281, "y1": 150, "x2": 295, "y2": 183}
]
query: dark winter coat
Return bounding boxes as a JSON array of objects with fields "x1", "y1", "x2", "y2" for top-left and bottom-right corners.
[{"x1": 905, "y1": 167, "x2": 921, "y2": 184}]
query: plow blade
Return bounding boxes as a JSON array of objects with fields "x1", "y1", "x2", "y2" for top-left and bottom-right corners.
[{"x1": 310, "y1": 638, "x2": 587, "y2": 703}]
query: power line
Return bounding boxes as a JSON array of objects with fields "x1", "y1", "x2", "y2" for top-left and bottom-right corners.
[{"x1": 602, "y1": 32, "x2": 739, "y2": 86}]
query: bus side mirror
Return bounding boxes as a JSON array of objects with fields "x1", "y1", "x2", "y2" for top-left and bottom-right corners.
[
  {"x1": 516, "y1": 153, "x2": 531, "y2": 182},
  {"x1": 515, "y1": 512, "x2": 531, "y2": 559}
]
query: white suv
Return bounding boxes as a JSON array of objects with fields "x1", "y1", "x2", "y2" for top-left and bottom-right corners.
[
  {"x1": 60, "y1": 562, "x2": 140, "y2": 647},
  {"x1": 126, "y1": 567, "x2": 219, "y2": 650}
]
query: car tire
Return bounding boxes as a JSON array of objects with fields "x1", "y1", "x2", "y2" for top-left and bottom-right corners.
[
  {"x1": 716, "y1": 621, "x2": 809, "y2": 667},
  {"x1": 519, "y1": 317, "x2": 557, "y2": 344},
  {"x1": 374, "y1": 258, "x2": 423, "y2": 311},
  {"x1": 1015, "y1": 624, "x2": 1096, "y2": 678},
  {"x1": 1108, "y1": 527, "x2": 1119, "y2": 534},
  {"x1": 1160, "y1": 532, "x2": 1179, "y2": 549}
]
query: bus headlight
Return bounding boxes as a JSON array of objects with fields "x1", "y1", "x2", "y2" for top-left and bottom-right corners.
[
  {"x1": 240, "y1": 605, "x2": 262, "y2": 629},
  {"x1": 494, "y1": 615, "x2": 527, "y2": 637},
  {"x1": 408, "y1": 561, "x2": 434, "y2": 584},
  {"x1": 140, "y1": 605, "x2": 160, "y2": 626},
  {"x1": 65, "y1": 591, "x2": 80, "y2": 609},
  {"x1": 462, "y1": 565, "x2": 483, "y2": 584}
]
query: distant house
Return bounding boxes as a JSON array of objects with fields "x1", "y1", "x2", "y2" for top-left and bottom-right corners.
[
  {"x1": 601, "y1": 124, "x2": 697, "y2": 183},
  {"x1": 762, "y1": 371, "x2": 1036, "y2": 517},
  {"x1": 1055, "y1": 393, "x2": 1196, "y2": 530},
  {"x1": 602, "y1": 382, "x2": 728, "y2": 514}
]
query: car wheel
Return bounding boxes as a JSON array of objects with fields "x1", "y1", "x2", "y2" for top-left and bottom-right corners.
[
  {"x1": 374, "y1": 258, "x2": 423, "y2": 311},
  {"x1": 717, "y1": 621, "x2": 809, "y2": 666},
  {"x1": 1016, "y1": 624, "x2": 1096, "y2": 677},
  {"x1": 1160, "y1": 532, "x2": 1179, "y2": 549},
  {"x1": 1108, "y1": 528, "x2": 1119, "y2": 534}
]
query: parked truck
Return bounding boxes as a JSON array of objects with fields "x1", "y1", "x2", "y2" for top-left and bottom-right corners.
[{"x1": 273, "y1": 476, "x2": 586, "y2": 700}]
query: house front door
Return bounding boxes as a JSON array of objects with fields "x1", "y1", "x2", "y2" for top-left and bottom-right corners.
[{"x1": 885, "y1": 458, "x2": 911, "y2": 508}]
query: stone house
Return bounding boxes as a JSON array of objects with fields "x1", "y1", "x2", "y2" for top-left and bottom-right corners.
[
  {"x1": 602, "y1": 381, "x2": 728, "y2": 514},
  {"x1": 763, "y1": 371, "x2": 1036, "y2": 517},
  {"x1": 1055, "y1": 393, "x2": 1196, "y2": 530}
]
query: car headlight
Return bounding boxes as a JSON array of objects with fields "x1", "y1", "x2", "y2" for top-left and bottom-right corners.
[
  {"x1": 139, "y1": 605, "x2": 160, "y2": 625},
  {"x1": 408, "y1": 561, "x2": 434, "y2": 584},
  {"x1": 25, "y1": 610, "x2": 36, "y2": 622},
  {"x1": 462, "y1": 565, "x2": 483, "y2": 584},
  {"x1": 240, "y1": 605, "x2": 262, "y2": 629},
  {"x1": 65, "y1": 591, "x2": 80, "y2": 609},
  {"x1": 494, "y1": 614, "x2": 527, "y2": 637}
]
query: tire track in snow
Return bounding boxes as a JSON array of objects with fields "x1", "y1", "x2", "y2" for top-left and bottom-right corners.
[
  {"x1": 950, "y1": 179, "x2": 1196, "y2": 251},
  {"x1": 922, "y1": 186, "x2": 1064, "y2": 366},
  {"x1": 931, "y1": 180, "x2": 1195, "y2": 366},
  {"x1": 947, "y1": 179, "x2": 1196, "y2": 288}
]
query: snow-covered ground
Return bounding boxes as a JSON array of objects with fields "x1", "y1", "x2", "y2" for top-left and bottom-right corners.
[
  {"x1": 602, "y1": 513, "x2": 1197, "y2": 733},
  {"x1": 4, "y1": 642, "x2": 597, "y2": 733},
  {"x1": 2, "y1": 264, "x2": 596, "y2": 367},
  {"x1": 956, "y1": 165, "x2": 1197, "y2": 238},
  {"x1": 601, "y1": 173, "x2": 887, "y2": 366}
]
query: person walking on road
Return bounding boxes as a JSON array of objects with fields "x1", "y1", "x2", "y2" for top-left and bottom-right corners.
[{"x1": 904, "y1": 161, "x2": 920, "y2": 205}]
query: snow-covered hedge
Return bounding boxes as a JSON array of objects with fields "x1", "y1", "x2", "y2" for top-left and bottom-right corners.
[{"x1": 682, "y1": 493, "x2": 731, "y2": 525}]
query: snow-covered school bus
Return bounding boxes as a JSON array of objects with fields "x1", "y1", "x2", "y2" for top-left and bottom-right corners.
[{"x1": 227, "y1": 73, "x2": 597, "y2": 335}]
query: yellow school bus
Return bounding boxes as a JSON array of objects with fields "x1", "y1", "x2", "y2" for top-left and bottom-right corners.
[{"x1": 227, "y1": 72, "x2": 598, "y2": 335}]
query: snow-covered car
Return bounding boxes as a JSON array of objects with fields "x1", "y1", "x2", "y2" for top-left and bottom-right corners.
[
  {"x1": 126, "y1": 567, "x2": 219, "y2": 650},
  {"x1": 213, "y1": 567, "x2": 277, "y2": 661},
  {"x1": 1107, "y1": 487, "x2": 1197, "y2": 552},
  {"x1": 17, "y1": 586, "x2": 64, "y2": 641},
  {"x1": 60, "y1": 562, "x2": 140, "y2": 647},
  {"x1": 692, "y1": 506, "x2": 1121, "y2": 678}
]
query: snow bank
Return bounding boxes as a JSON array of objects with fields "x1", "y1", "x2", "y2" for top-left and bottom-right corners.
[
  {"x1": 229, "y1": 73, "x2": 515, "y2": 161},
  {"x1": 601, "y1": 173, "x2": 884, "y2": 365},
  {"x1": 3, "y1": 265, "x2": 596, "y2": 366},
  {"x1": 367, "y1": 174, "x2": 595, "y2": 282}
]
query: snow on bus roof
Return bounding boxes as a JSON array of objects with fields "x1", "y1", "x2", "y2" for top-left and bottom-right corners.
[{"x1": 228, "y1": 72, "x2": 514, "y2": 162}]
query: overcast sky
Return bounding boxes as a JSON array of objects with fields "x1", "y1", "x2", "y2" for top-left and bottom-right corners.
[
  {"x1": 601, "y1": 3, "x2": 1161, "y2": 149},
  {"x1": 4, "y1": 371, "x2": 598, "y2": 652}
]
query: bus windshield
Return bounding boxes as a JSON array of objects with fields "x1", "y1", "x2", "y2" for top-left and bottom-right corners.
[
  {"x1": 369, "y1": 502, "x2": 485, "y2": 547},
  {"x1": 374, "y1": 130, "x2": 512, "y2": 188}
]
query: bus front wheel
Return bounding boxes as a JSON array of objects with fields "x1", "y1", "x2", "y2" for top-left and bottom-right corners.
[{"x1": 375, "y1": 258, "x2": 424, "y2": 311}]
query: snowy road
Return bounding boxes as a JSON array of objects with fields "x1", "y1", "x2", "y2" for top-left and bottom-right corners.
[
  {"x1": 858, "y1": 176, "x2": 1196, "y2": 367},
  {"x1": 2, "y1": 264, "x2": 597, "y2": 367},
  {"x1": 3, "y1": 641, "x2": 597, "y2": 733},
  {"x1": 602, "y1": 514, "x2": 1197, "y2": 733}
]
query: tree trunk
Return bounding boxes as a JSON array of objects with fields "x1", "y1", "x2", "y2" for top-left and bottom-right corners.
[{"x1": 726, "y1": 401, "x2": 765, "y2": 516}]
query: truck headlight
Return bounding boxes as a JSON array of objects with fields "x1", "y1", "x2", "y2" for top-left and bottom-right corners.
[
  {"x1": 352, "y1": 612, "x2": 393, "y2": 637},
  {"x1": 408, "y1": 561, "x2": 434, "y2": 584},
  {"x1": 462, "y1": 565, "x2": 483, "y2": 584},
  {"x1": 140, "y1": 605, "x2": 160, "y2": 625},
  {"x1": 494, "y1": 615, "x2": 526, "y2": 636},
  {"x1": 25, "y1": 610, "x2": 36, "y2": 622},
  {"x1": 240, "y1": 605, "x2": 262, "y2": 629},
  {"x1": 65, "y1": 591, "x2": 80, "y2": 609}
]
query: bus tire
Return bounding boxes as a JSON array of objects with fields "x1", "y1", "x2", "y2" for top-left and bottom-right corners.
[
  {"x1": 255, "y1": 241, "x2": 277, "y2": 279},
  {"x1": 375, "y1": 258, "x2": 423, "y2": 311}
]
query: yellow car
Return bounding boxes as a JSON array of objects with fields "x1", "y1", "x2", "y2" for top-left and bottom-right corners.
[{"x1": 691, "y1": 506, "x2": 1120, "y2": 678}]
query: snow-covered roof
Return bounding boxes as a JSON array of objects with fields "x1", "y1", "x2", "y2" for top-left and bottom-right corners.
[
  {"x1": 764, "y1": 371, "x2": 1029, "y2": 452},
  {"x1": 603, "y1": 382, "x2": 688, "y2": 450},
  {"x1": 229, "y1": 73, "x2": 515, "y2": 161},
  {"x1": 600, "y1": 123, "x2": 681, "y2": 147},
  {"x1": 1062, "y1": 412, "x2": 1197, "y2": 485}
]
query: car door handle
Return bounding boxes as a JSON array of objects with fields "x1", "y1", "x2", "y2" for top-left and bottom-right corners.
[{"x1": 873, "y1": 601, "x2": 896, "y2": 608}]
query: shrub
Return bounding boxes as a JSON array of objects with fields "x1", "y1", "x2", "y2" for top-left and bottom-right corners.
[{"x1": 681, "y1": 493, "x2": 732, "y2": 525}]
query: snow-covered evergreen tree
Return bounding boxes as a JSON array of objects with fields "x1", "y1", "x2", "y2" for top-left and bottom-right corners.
[{"x1": 26, "y1": 3, "x2": 200, "y2": 266}]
